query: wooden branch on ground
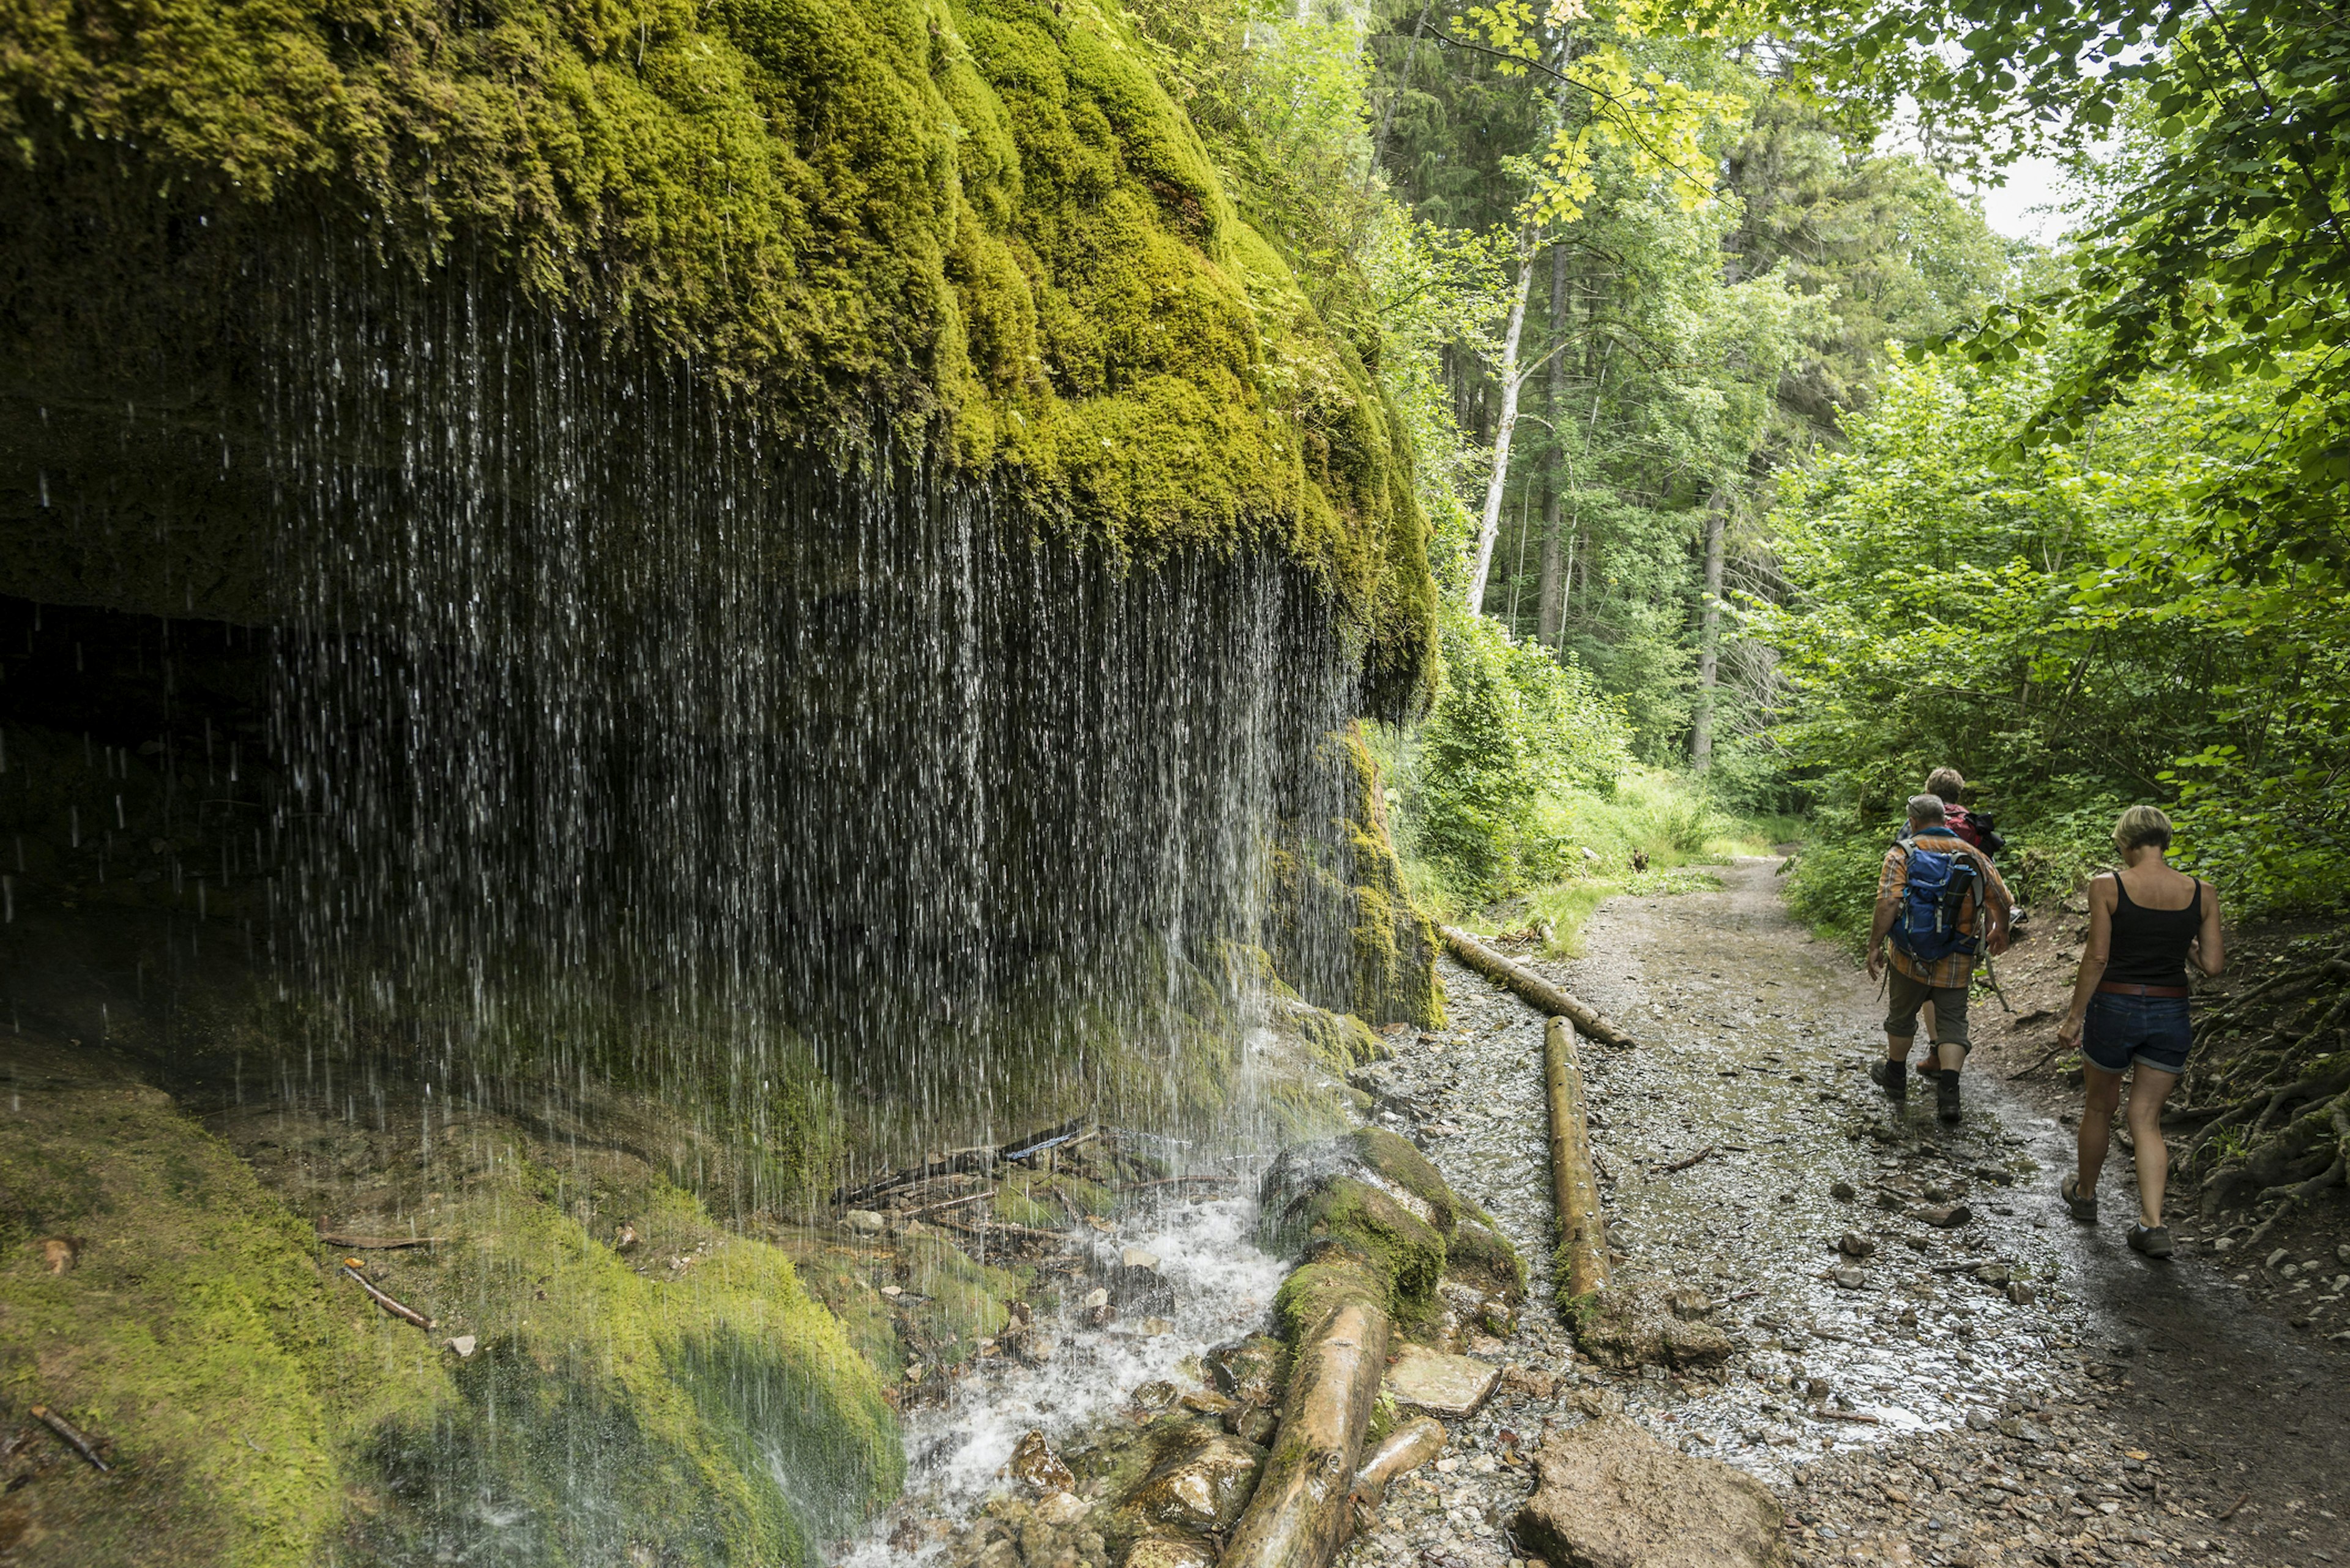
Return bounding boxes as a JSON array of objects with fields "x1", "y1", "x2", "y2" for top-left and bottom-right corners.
[
  {"x1": 1543, "y1": 1017, "x2": 1610, "y2": 1299},
  {"x1": 899, "y1": 1190, "x2": 994, "y2": 1219},
  {"x1": 29, "y1": 1405, "x2": 110, "y2": 1472},
  {"x1": 1222, "y1": 1296, "x2": 1392, "y2": 1568},
  {"x1": 1114, "y1": 1176, "x2": 1239, "y2": 1192},
  {"x1": 1808, "y1": 1409, "x2": 1882, "y2": 1425},
  {"x1": 340, "y1": 1260, "x2": 435, "y2": 1329},
  {"x1": 2006, "y1": 1040, "x2": 2073, "y2": 1080},
  {"x1": 1441, "y1": 927, "x2": 1639, "y2": 1047},
  {"x1": 1656, "y1": 1146, "x2": 1714, "y2": 1174},
  {"x1": 317, "y1": 1227, "x2": 441, "y2": 1249}
]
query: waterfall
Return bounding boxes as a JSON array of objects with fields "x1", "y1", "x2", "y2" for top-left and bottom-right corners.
[{"x1": 242, "y1": 243, "x2": 1367, "y2": 1192}]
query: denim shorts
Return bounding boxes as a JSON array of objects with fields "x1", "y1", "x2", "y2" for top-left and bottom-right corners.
[{"x1": 2081, "y1": 992, "x2": 2192, "y2": 1076}]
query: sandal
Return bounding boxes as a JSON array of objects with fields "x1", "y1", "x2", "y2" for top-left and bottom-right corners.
[{"x1": 2061, "y1": 1173, "x2": 2098, "y2": 1222}]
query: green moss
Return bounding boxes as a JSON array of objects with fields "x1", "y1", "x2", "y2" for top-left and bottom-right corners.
[
  {"x1": 0, "y1": 1053, "x2": 398, "y2": 1568},
  {"x1": 1270, "y1": 1253, "x2": 1386, "y2": 1344},
  {"x1": 892, "y1": 1231, "x2": 1026, "y2": 1367},
  {"x1": 1270, "y1": 726, "x2": 1446, "y2": 1028},
  {"x1": 0, "y1": 0, "x2": 1436, "y2": 684},
  {"x1": 354, "y1": 1176, "x2": 901, "y2": 1567},
  {"x1": 0, "y1": 1034, "x2": 902, "y2": 1568},
  {"x1": 1442, "y1": 1214, "x2": 1527, "y2": 1302}
]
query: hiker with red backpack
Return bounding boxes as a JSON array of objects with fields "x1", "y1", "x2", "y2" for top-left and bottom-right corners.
[
  {"x1": 1919, "y1": 767, "x2": 2005, "y2": 858},
  {"x1": 1904, "y1": 767, "x2": 2007, "y2": 1062},
  {"x1": 1868, "y1": 794, "x2": 2014, "y2": 1121}
]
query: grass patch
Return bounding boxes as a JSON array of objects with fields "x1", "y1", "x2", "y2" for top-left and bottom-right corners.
[{"x1": 1397, "y1": 768, "x2": 1797, "y2": 956}]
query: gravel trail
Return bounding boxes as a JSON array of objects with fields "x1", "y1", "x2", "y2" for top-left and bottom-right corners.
[{"x1": 1341, "y1": 859, "x2": 2348, "y2": 1568}]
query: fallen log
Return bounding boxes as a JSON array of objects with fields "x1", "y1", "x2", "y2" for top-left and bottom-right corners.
[
  {"x1": 1220, "y1": 1294, "x2": 1391, "y2": 1568},
  {"x1": 29, "y1": 1405, "x2": 110, "y2": 1473},
  {"x1": 1439, "y1": 927, "x2": 1639, "y2": 1047},
  {"x1": 340, "y1": 1260, "x2": 436, "y2": 1329},
  {"x1": 1350, "y1": 1416, "x2": 1447, "y2": 1534},
  {"x1": 1543, "y1": 1017, "x2": 1610, "y2": 1300},
  {"x1": 317, "y1": 1225, "x2": 441, "y2": 1250}
]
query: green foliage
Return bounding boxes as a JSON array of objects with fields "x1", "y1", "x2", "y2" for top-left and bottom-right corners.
[
  {"x1": 1392, "y1": 608, "x2": 1633, "y2": 900},
  {"x1": 1753, "y1": 335, "x2": 2350, "y2": 921}
]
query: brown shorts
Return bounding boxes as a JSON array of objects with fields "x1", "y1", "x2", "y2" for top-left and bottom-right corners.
[{"x1": 1886, "y1": 969, "x2": 1970, "y2": 1050}]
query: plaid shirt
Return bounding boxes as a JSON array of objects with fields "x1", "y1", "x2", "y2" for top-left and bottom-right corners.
[{"x1": 1879, "y1": 834, "x2": 2013, "y2": 988}]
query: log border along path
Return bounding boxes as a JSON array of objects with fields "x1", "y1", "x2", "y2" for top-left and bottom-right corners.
[
  {"x1": 1445, "y1": 924, "x2": 1618, "y2": 1299},
  {"x1": 1441, "y1": 925, "x2": 1641, "y2": 1048},
  {"x1": 1544, "y1": 1015, "x2": 1610, "y2": 1301}
]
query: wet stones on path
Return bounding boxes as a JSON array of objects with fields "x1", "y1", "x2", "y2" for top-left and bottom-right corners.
[{"x1": 1335, "y1": 861, "x2": 2343, "y2": 1568}]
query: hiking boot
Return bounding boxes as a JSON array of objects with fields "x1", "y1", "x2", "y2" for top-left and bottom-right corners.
[
  {"x1": 2061, "y1": 1173, "x2": 2098, "y2": 1222},
  {"x1": 2128, "y1": 1223, "x2": 2175, "y2": 1259},
  {"x1": 1936, "y1": 1070, "x2": 1963, "y2": 1122},
  {"x1": 1870, "y1": 1059, "x2": 1908, "y2": 1100}
]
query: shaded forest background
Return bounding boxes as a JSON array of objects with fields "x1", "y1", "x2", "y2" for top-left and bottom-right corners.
[{"x1": 1121, "y1": 0, "x2": 2345, "y2": 944}]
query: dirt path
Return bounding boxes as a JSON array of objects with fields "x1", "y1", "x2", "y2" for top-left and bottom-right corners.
[{"x1": 1341, "y1": 859, "x2": 2348, "y2": 1568}]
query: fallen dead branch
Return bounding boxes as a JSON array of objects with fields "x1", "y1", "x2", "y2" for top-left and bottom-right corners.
[
  {"x1": 1114, "y1": 1175, "x2": 1239, "y2": 1192},
  {"x1": 318, "y1": 1227, "x2": 441, "y2": 1250},
  {"x1": 1439, "y1": 927, "x2": 1640, "y2": 1047},
  {"x1": 341, "y1": 1260, "x2": 436, "y2": 1329},
  {"x1": 899, "y1": 1190, "x2": 994, "y2": 1219},
  {"x1": 30, "y1": 1405, "x2": 110, "y2": 1472},
  {"x1": 1808, "y1": 1409, "x2": 1882, "y2": 1425},
  {"x1": 1655, "y1": 1146, "x2": 1714, "y2": 1175},
  {"x1": 1543, "y1": 1017, "x2": 1610, "y2": 1299},
  {"x1": 2006, "y1": 1040, "x2": 2073, "y2": 1081}
]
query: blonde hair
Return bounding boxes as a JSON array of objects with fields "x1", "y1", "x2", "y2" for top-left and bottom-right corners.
[
  {"x1": 2113, "y1": 804, "x2": 2173, "y2": 854},
  {"x1": 1925, "y1": 767, "x2": 1966, "y2": 803}
]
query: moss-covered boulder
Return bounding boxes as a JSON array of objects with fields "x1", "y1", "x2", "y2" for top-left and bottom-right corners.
[
  {"x1": 1257, "y1": 1128, "x2": 1521, "y2": 1345},
  {"x1": 0, "y1": 1041, "x2": 390, "y2": 1567}
]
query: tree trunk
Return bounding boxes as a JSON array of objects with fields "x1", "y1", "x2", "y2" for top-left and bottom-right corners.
[
  {"x1": 1536, "y1": 243, "x2": 1569, "y2": 646},
  {"x1": 1544, "y1": 1017, "x2": 1610, "y2": 1300},
  {"x1": 1690, "y1": 487, "x2": 1728, "y2": 771},
  {"x1": 1220, "y1": 1294, "x2": 1391, "y2": 1568},
  {"x1": 1464, "y1": 224, "x2": 1538, "y2": 614},
  {"x1": 1365, "y1": 1, "x2": 1433, "y2": 190}
]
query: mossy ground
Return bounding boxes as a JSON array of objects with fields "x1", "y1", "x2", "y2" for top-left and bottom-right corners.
[{"x1": 0, "y1": 1023, "x2": 903, "y2": 1568}]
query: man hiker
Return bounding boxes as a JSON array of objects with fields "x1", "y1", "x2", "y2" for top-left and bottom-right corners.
[
  {"x1": 1906, "y1": 767, "x2": 2007, "y2": 1065},
  {"x1": 1868, "y1": 794, "x2": 2013, "y2": 1120}
]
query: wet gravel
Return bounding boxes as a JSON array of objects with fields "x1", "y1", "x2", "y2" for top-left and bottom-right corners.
[{"x1": 1338, "y1": 860, "x2": 2341, "y2": 1568}]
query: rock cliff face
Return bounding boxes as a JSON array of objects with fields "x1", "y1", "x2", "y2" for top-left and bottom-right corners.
[{"x1": 0, "y1": 0, "x2": 1434, "y2": 706}]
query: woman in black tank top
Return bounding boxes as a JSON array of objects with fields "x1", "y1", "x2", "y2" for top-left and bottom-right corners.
[{"x1": 2054, "y1": 806, "x2": 2225, "y2": 1258}]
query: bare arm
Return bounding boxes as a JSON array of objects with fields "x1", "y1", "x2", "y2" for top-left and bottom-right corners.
[
  {"x1": 2056, "y1": 877, "x2": 2116, "y2": 1049},
  {"x1": 1866, "y1": 854, "x2": 1901, "y2": 980},
  {"x1": 2191, "y1": 881, "x2": 2225, "y2": 977}
]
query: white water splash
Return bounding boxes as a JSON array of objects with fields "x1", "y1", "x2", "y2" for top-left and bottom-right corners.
[{"x1": 837, "y1": 1193, "x2": 1285, "y2": 1565}]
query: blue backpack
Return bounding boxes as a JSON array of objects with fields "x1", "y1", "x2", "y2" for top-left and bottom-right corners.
[{"x1": 1890, "y1": 842, "x2": 1982, "y2": 963}]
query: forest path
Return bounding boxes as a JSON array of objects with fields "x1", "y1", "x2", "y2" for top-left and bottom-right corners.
[{"x1": 1347, "y1": 859, "x2": 2345, "y2": 1568}]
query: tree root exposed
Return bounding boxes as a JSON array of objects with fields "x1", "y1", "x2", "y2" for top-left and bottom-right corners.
[{"x1": 2185, "y1": 940, "x2": 2350, "y2": 1234}]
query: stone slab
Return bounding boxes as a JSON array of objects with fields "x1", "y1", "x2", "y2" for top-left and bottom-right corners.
[{"x1": 1383, "y1": 1343, "x2": 1502, "y2": 1419}]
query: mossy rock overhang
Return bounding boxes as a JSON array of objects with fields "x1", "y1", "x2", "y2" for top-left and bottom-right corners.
[{"x1": 0, "y1": 0, "x2": 1436, "y2": 713}]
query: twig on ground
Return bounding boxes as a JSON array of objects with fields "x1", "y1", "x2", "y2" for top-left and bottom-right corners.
[
  {"x1": 2217, "y1": 1492, "x2": 2252, "y2": 1521},
  {"x1": 31, "y1": 1406, "x2": 111, "y2": 1472},
  {"x1": 2006, "y1": 1040, "x2": 2073, "y2": 1081},
  {"x1": 1655, "y1": 1146, "x2": 1714, "y2": 1174},
  {"x1": 899, "y1": 1190, "x2": 994, "y2": 1219},
  {"x1": 1114, "y1": 1176, "x2": 1240, "y2": 1192},
  {"x1": 341, "y1": 1260, "x2": 435, "y2": 1329},
  {"x1": 317, "y1": 1228, "x2": 441, "y2": 1249}
]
